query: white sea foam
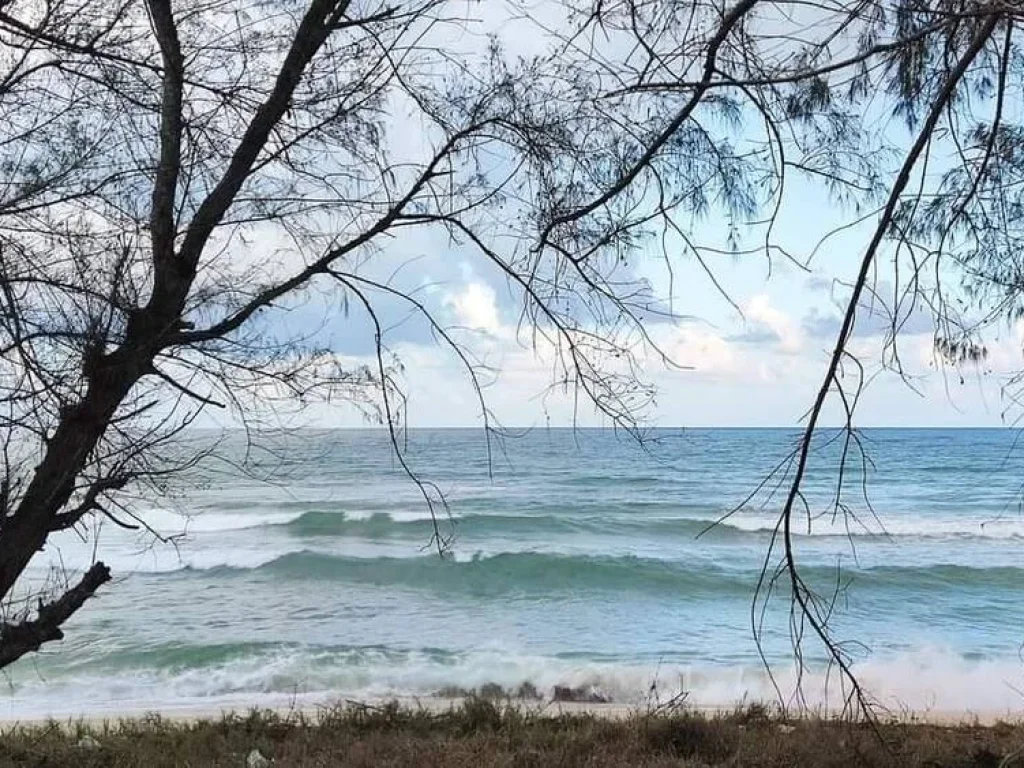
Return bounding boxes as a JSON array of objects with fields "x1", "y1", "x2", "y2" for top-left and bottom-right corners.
[
  {"x1": 707, "y1": 512, "x2": 1024, "y2": 540},
  {"x1": 2, "y1": 646, "x2": 1021, "y2": 720},
  {"x1": 140, "y1": 507, "x2": 303, "y2": 534}
]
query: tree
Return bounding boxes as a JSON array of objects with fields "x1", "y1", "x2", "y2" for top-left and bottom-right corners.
[
  {"x1": 0, "y1": 0, "x2": 769, "y2": 667},
  {"x1": 0, "y1": 0, "x2": 1020, "y2": 719}
]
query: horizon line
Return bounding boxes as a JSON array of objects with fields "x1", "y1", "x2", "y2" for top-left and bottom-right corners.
[{"x1": 189, "y1": 424, "x2": 1020, "y2": 431}]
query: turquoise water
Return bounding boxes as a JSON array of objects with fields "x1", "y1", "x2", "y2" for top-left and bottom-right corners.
[{"x1": 5, "y1": 428, "x2": 1024, "y2": 717}]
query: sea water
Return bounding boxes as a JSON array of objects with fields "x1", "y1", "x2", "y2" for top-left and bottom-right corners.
[{"x1": 4, "y1": 428, "x2": 1024, "y2": 718}]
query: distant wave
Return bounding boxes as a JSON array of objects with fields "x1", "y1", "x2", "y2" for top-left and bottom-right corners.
[
  {"x1": 168, "y1": 549, "x2": 1024, "y2": 597},
  {"x1": 275, "y1": 510, "x2": 728, "y2": 539},
  {"x1": 270, "y1": 509, "x2": 1024, "y2": 543},
  {"x1": 202, "y1": 550, "x2": 751, "y2": 596}
]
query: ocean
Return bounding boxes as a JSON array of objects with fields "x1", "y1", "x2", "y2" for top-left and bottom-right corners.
[{"x1": 5, "y1": 428, "x2": 1024, "y2": 718}]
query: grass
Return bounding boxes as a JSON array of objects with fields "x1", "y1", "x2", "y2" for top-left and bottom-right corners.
[{"x1": 0, "y1": 699, "x2": 1022, "y2": 766}]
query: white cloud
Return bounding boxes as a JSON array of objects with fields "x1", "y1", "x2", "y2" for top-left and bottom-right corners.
[
  {"x1": 745, "y1": 293, "x2": 803, "y2": 354},
  {"x1": 976, "y1": 320, "x2": 1024, "y2": 373},
  {"x1": 445, "y1": 282, "x2": 503, "y2": 335},
  {"x1": 663, "y1": 326, "x2": 738, "y2": 375}
]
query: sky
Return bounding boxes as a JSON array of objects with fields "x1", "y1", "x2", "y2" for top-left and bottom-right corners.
[
  {"x1": 210, "y1": 1, "x2": 1024, "y2": 431},
  {"x1": 242, "y1": 198, "x2": 1024, "y2": 430}
]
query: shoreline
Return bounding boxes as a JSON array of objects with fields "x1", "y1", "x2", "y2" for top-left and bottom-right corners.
[{"x1": 3, "y1": 695, "x2": 1021, "y2": 728}]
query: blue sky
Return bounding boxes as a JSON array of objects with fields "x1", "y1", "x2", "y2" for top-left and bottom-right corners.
[
  {"x1": 236, "y1": 183, "x2": 1022, "y2": 430},
  {"x1": 203, "y1": 4, "x2": 1024, "y2": 431}
]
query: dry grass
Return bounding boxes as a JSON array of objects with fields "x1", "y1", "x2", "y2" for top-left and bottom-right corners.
[{"x1": 0, "y1": 699, "x2": 1023, "y2": 767}]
